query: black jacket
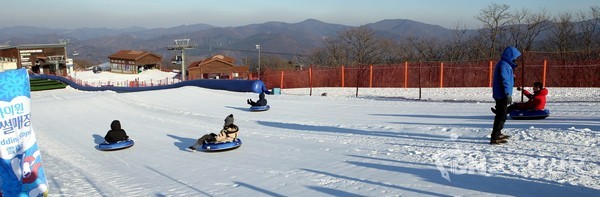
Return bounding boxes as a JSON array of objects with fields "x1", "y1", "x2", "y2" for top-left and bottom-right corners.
[
  {"x1": 105, "y1": 120, "x2": 129, "y2": 143},
  {"x1": 255, "y1": 93, "x2": 267, "y2": 106}
]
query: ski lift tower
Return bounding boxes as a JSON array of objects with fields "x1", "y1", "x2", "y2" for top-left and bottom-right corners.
[
  {"x1": 58, "y1": 39, "x2": 74, "y2": 76},
  {"x1": 48, "y1": 55, "x2": 64, "y2": 76},
  {"x1": 167, "y1": 39, "x2": 196, "y2": 81}
]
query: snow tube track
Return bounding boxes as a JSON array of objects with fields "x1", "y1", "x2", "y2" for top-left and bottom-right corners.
[{"x1": 30, "y1": 74, "x2": 267, "y2": 93}]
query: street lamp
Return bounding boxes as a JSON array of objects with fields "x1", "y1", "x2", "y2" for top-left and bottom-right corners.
[{"x1": 256, "y1": 44, "x2": 261, "y2": 80}]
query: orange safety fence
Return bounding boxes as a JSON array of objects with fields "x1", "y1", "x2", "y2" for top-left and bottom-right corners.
[{"x1": 261, "y1": 59, "x2": 600, "y2": 90}]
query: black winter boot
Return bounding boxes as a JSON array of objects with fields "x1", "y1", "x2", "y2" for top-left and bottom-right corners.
[
  {"x1": 490, "y1": 139, "x2": 507, "y2": 145},
  {"x1": 498, "y1": 134, "x2": 510, "y2": 139},
  {"x1": 188, "y1": 146, "x2": 196, "y2": 151}
]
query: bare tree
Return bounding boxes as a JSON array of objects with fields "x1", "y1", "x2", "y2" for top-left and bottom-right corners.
[
  {"x1": 405, "y1": 36, "x2": 444, "y2": 61},
  {"x1": 338, "y1": 26, "x2": 382, "y2": 66},
  {"x1": 592, "y1": 6, "x2": 600, "y2": 48},
  {"x1": 522, "y1": 9, "x2": 551, "y2": 51},
  {"x1": 575, "y1": 6, "x2": 600, "y2": 57},
  {"x1": 336, "y1": 26, "x2": 383, "y2": 97},
  {"x1": 324, "y1": 37, "x2": 351, "y2": 67},
  {"x1": 461, "y1": 33, "x2": 490, "y2": 61},
  {"x1": 475, "y1": 3, "x2": 512, "y2": 59},
  {"x1": 307, "y1": 48, "x2": 328, "y2": 67},
  {"x1": 550, "y1": 12, "x2": 577, "y2": 55},
  {"x1": 378, "y1": 39, "x2": 403, "y2": 65},
  {"x1": 504, "y1": 8, "x2": 551, "y2": 59},
  {"x1": 505, "y1": 8, "x2": 528, "y2": 48},
  {"x1": 261, "y1": 55, "x2": 294, "y2": 70},
  {"x1": 444, "y1": 21, "x2": 470, "y2": 62}
]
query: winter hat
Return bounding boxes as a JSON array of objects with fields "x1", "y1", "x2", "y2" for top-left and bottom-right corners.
[
  {"x1": 224, "y1": 114, "x2": 234, "y2": 126},
  {"x1": 259, "y1": 92, "x2": 265, "y2": 99}
]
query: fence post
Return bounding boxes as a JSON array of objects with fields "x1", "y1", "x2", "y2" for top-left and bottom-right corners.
[
  {"x1": 309, "y1": 65, "x2": 313, "y2": 96},
  {"x1": 440, "y1": 62, "x2": 444, "y2": 88},
  {"x1": 341, "y1": 65, "x2": 345, "y2": 87},
  {"x1": 404, "y1": 61, "x2": 408, "y2": 88},
  {"x1": 543, "y1": 59, "x2": 547, "y2": 87},
  {"x1": 488, "y1": 60, "x2": 493, "y2": 87},
  {"x1": 280, "y1": 70, "x2": 284, "y2": 89},
  {"x1": 369, "y1": 64, "x2": 373, "y2": 88}
]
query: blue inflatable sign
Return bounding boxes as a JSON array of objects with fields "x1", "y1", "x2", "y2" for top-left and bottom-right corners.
[{"x1": 0, "y1": 69, "x2": 48, "y2": 196}]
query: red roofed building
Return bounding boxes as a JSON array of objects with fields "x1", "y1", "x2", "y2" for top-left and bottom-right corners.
[
  {"x1": 108, "y1": 50, "x2": 162, "y2": 74},
  {"x1": 187, "y1": 55, "x2": 250, "y2": 79}
]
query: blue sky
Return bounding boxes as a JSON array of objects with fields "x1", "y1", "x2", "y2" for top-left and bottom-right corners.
[{"x1": 2, "y1": 0, "x2": 598, "y2": 29}]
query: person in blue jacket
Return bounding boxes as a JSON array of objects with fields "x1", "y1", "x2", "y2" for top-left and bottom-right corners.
[{"x1": 490, "y1": 46, "x2": 521, "y2": 145}]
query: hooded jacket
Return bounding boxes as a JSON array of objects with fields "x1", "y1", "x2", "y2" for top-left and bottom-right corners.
[
  {"x1": 256, "y1": 93, "x2": 267, "y2": 106},
  {"x1": 519, "y1": 88, "x2": 548, "y2": 110},
  {"x1": 492, "y1": 47, "x2": 521, "y2": 100},
  {"x1": 104, "y1": 120, "x2": 129, "y2": 143}
]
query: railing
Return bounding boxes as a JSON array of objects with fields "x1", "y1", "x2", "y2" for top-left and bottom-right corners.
[{"x1": 66, "y1": 76, "x2": 181, "y2": 87}]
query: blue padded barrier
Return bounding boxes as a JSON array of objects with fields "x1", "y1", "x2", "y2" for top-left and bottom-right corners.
[{"x1": 30, "y1": 74, "x2": 267, "y2": 93}]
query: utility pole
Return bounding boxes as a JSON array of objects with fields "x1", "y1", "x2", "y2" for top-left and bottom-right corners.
[{"x1": 167, "y1": 39, "x2": 196, "y2": 81}]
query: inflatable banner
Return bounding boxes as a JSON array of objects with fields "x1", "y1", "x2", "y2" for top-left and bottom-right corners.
[{"x1": 0, "y1": 69, "x2": 48, "y2": 196}]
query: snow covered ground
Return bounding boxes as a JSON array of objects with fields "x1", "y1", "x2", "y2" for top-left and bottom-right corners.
[{"x1": 30, "y1": 70, "x2": 599, "y2": 196}]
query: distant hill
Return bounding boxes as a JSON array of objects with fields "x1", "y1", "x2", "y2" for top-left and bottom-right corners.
[
  {"x1": 366, "y1": 19, "x2": 454, "y2": 40},
  {"x1": 0, "y1": 19, "x2": 473, "y2": 65}
]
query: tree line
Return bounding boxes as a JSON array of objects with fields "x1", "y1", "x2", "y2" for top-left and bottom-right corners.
[{"x1": 263, "y1": 3, "x2": 600, "y2": 70}]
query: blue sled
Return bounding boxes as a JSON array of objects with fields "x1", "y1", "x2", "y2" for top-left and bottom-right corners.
[
  {"x1": 201, "y1": 138, "x2": 242, "y2": 152},
  {"x1": 250, "y1": 105, "x2": 270, "y2": 112},
  {"x1": 510, "y1": 109, "x2": 550, "y2": 120},
  {"x1": 98, "y1": 139, "x2": 135, "y2": 151}
]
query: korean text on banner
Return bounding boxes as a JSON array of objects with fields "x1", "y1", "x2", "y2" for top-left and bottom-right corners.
[{"x1": 0, "y1": 69, "x2": 48, "y2": 196}]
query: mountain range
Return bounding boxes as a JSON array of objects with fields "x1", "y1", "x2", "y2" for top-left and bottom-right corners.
[{"x1": 0, "y1": 19, "x2": 471, "y2": 65}]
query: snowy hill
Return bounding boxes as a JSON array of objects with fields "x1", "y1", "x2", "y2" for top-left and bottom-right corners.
[{"x1": 29, "y1": 72, "x2": 600, "y2": 196}]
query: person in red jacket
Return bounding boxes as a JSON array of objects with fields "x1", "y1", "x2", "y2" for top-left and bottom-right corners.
[
  {"x1": 492, "y1": 82, "x2": 548, "y2": 113},
  {"x1": 509, "y1": 82, "x2": 548, "y2": 111}
]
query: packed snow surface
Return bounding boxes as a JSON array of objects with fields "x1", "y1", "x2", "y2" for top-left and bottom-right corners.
[{"x1": 30, "y1": 70, "x2": 599, "y2": 196}]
